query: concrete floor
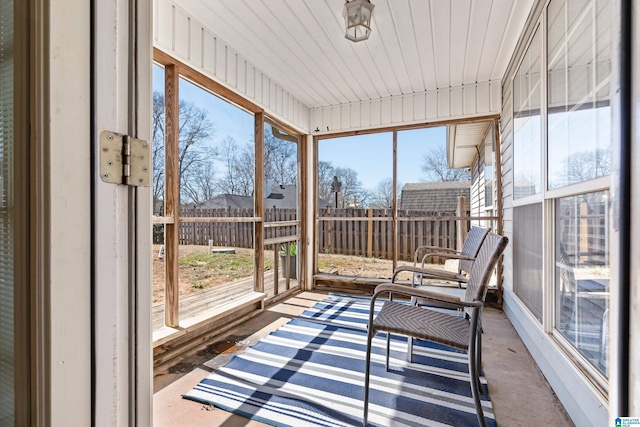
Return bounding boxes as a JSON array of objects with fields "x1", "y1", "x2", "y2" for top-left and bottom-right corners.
[{"x1": 153, "y1": 291, "x2": 574, "y2": 426}]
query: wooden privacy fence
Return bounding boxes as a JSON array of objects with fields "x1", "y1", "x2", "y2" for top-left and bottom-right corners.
[
  {"x1": 317, "y1": 208, "x2": 468, "y2": 262},
  {"x1": 557, "y1": 201, "x2": 608, "y2": 266},
  {"x1": 174, "y1": 207, "x2": 298, "y2": 247},
  {"x1": 164, "y1": 207, "x2": 470, "y2": 262}
]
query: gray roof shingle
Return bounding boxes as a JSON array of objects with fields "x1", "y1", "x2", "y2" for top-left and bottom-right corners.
[{"x1": 400, "y1": 181, "x2": 470, "y2": 212}]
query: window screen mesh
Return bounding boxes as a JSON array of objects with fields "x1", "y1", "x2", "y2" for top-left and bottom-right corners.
[
  {"x1": 0, "y1": 0, "x2": 14, "y2": 423},
  {"x1": 513, "y1": 203, "x2": 543, "y2": 322}
]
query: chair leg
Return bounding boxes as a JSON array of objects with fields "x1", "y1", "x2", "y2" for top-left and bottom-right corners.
[
  {"x1": 408, "y1": 297, "x2": 419, "y2": 363},
  {"x1": 385, "y1": 333, "x2": 391, "y2": 371},
  {"x1": 469, "y1": 345, "x2": 486, "y2": 427},
  {"x1": 363, "y1": 326, "x2": 375, "y2": 426},
  {"x1": 469, "y1": 315, "x2": 486, "y2": 427},
  {"x1": 475, "y1": 328, "x2": 483, "y2": 395}
]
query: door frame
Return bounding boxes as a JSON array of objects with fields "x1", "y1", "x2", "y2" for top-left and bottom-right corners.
[{"x1": 92, "y1": 0, "x2": 152, "y2": 425}]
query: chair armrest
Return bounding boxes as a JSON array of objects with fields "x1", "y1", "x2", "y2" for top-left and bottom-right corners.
[
  {"x1": 393, "y1": 265, "x2": 468, "y2": 283},
  {"x1": 421, "y1": 253, "x2": 475, "y2": 265},
  {"x1": 414, "y1": 245, "x2": 459, "y2": 263},
  {"x1": 373, "y1": 283, "x2": 482, "y2": 308},
  {"x1": 415, "y1": 245, "x2": 460, "y2": 254}
]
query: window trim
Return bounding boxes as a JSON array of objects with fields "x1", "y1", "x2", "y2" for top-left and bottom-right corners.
[{"x1": 509, "y1": 0, "x2": 612, "y2": 394}]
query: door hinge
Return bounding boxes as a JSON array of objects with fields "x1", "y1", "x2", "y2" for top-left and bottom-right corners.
[{"x1": 100, "y1": 131, "x2": 150, "y2": 186}]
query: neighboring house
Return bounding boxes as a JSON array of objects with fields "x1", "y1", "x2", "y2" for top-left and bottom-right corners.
[
  {"x1": 195, "y1": 193, "x2": 254, "y2": 210},
  {"x1": 400, "y1": 181, "x2": 470, "y2": 212},
  {"x1": 195, "y1": 184, "x2": 330, "y2": 210}
]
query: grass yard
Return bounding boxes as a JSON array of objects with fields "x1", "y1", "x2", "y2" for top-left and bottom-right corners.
[{"x1": 153, "y1": 245, "x2": 445, "y2": 303}]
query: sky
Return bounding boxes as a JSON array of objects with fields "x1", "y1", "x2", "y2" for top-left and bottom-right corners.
[
  {"x1": 153, "y1": 64, "x2": 447, "y2": 192},
  {"x1": 318, "y1": 128, "x2": 446, "y2": 190}
]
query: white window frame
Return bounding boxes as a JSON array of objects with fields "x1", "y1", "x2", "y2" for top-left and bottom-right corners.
[{"x1": 511, "y1": 0, "x2": 612, "y2": 395}]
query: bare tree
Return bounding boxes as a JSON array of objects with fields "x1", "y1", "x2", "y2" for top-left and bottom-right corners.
[
  {"x1": 369, "y1": 177, "x2": 400, "y2": 209},
  {"x1": 152, "y1": 91, "x2": 216, "y2": 205},
  {"x1": 317, "y1": 161, "x2": 335, "y2": 203},
  {"x1": 177, "y1": 99, "x2": 216, "y2": 203},
  {"x1": 181, "y1": 162, "x2": 217, "y2": 204},
  {"x1": 152, "y1": 91, "x2": 165, "y2": 212},
  {"x1": 421, "y1": 146, "x2": 470, "y2": 182},
  {"x1": 214, "y1": 130, "x2": 298, "y2": 197},
  {"x1": 214, "y1": 137, "x2": 255, "y2": 196},
  {"x1": 264, "y1": 130, "x2": 297, "y2": 186},
  {"x1": 334, "y1": 166, "x2": 366, "y2": 208},
  {"x1": 565, "y1": 148, "x2": 610, "y2": 184}
]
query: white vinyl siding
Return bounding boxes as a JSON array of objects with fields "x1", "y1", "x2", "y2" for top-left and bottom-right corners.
[{"x1": 310, "y1": 82, "x2": 502, "y2": 135}]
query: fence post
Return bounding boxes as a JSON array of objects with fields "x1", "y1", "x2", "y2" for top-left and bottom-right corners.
[
  {"x1": 367, "y1": 208, "x2": 373, "y2": 257},
  {"x1": 190, "y1": 207, "x2": 196, "y2": 245},
  {"x1": 579, "y1": 202, "x2": 588, "y2": 265},
  {"x1": 327, "y1": 207, "x2": 332, "y2": 253},
  {"x1": 227, "y1": 206, "x2": 232, "y2": 247},
  {"x1": 456, "y1": 194, "x2": 468, "y2": 251}
]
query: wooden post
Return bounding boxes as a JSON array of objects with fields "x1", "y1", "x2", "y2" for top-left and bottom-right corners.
[
  {"x1": 456, "y1": 194, "x2": 468, "y2": 251},
  {"x1": 227, "y1": 206, "x2": 232, "y2": 247},
  {"x1": 367, "y1": 208, "x2": 373, "y2": 257},
  {"x1": 494, "y1": 119, "x2": 505, "y2": 303},
  {"x1": 298, "y1": 135, "x2": 308, "y2": 289},
  {"x1": 579, "y1": 202, "x2": 588, "y2": 264},
  {"x1": 190, "y1": 207, "x2": 196, "y2": 245},
  {"x1": 164, "y1": 64, "x2": 179, "y2": 328},
  {"x1": 254, "y1": 112, "x2": 265, "y2": 293},
  {"x1": 284, "y1": 242, "x2": 291, "y2": 291},
  {"x1": 392, "y1": 131, "x2": 398, "y2": 271},
  {"x1": 327, "y1": 207, "x2": 332, "y2": 253},
  {"x1": 273, "y1": 244, "x2": 279, "y2": 296}
]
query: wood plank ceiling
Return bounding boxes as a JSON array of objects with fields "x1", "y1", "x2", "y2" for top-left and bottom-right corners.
[{"x1": 174, "y1": 0, "x2": 535, "y2": 110}]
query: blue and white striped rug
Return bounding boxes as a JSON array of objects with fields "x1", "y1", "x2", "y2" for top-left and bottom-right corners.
[{"x1": 183, "y1": 295, "x2": 497, "y2": 426}]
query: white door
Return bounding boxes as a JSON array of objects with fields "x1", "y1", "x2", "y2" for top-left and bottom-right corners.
[{"x1": 93, "y1": 0, "x2": 152, "y2": 425}]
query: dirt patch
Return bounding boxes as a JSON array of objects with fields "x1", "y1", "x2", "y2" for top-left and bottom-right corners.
[
  {"x1": 152, "y1": 245, "x2": 446, "y2": 303},
  {"x1": 153, "y1": 245, "x2": 270, "y2": 303}
]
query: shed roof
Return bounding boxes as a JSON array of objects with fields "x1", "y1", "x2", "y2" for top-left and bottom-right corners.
[{"x1": 400, "y1": 181, "x2": 470, "y2": 212}]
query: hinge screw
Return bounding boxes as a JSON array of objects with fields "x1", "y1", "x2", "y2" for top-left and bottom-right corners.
[
  {"x1": 138, "y1": 155, "x2": 144, "y2": 160},
  {"x1": 138, "y1": 179, "x2": 144, "y2": 184},
  {"x1": 107, "y1": 161, "x2": 113, "y2": 166},
  {"x1": 142, "y1": 144, "x2": 148, "y2": 149},
  {"x1": 108, "y1": 135, "x2": 113, "y2": 140},
  {"x1": 103, "y1": 173, "x2": 109, "y2": 179},
  {"x1": 142, "y1": 167, "x2": 148, "y2": 172},
  {"x1": 102, "y1": 147, "x2": 109, "y2": 152}
]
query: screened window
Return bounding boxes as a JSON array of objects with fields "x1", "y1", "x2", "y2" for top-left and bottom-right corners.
[
  {"x1": 315, "y1": 126, "x2": 482, "y2": 282},
  {"x1": 317, "y1": 132, "x2": 394, "y2": 280},
  {"x1": 513, "y1": 203, "x2": 543, "y2": 322},
  {"x1": 513, "y1": 28, "x2": 542, "y2": 200},
  {"x1": 0, "y1": 0, "x2": 14, "y2": 421}
]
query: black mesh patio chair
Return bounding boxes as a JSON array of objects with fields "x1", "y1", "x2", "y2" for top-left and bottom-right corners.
[
  {"x1": 362, "y1": 232, "x2": 508, "y2": 427},
  {"x1": 408, "y1": 225, "x2": 491, "y2": 288}
]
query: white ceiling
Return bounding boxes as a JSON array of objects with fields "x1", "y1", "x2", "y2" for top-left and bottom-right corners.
[{"x1": 174, "y1": 0, "x2": 536, "y2": 109}]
